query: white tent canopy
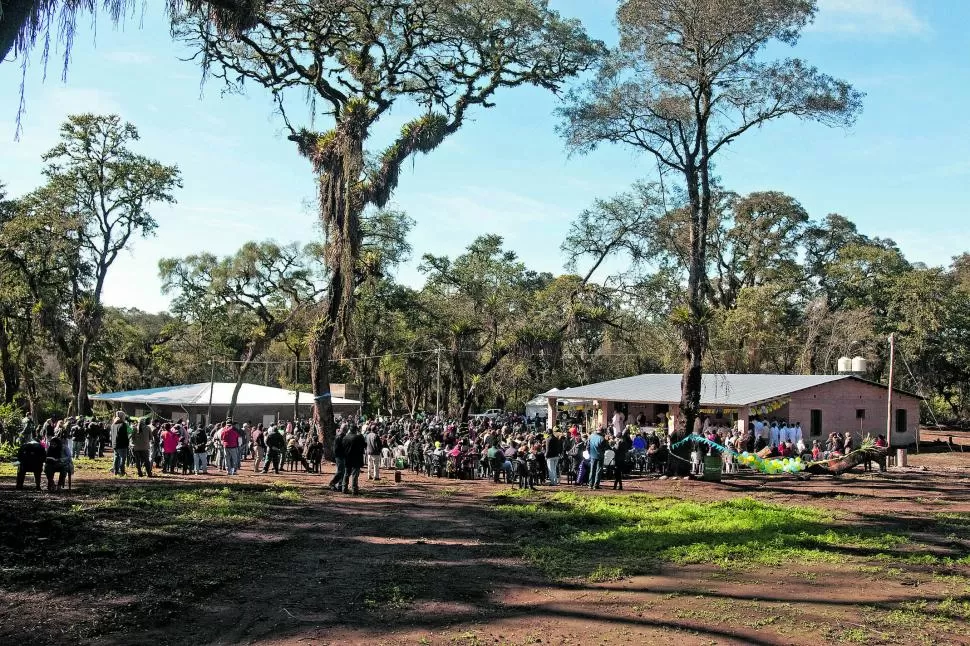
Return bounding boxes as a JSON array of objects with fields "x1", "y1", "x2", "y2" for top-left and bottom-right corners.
[
  {"x1": 90, "y1": 382, "x2": 360, "y2": 407},
  {"x1": 525, "y1": 390, "x2": 587, "y2": 418}
]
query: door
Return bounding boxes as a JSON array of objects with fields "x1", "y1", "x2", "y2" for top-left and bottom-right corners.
[{"x1": 895, "y1": 408, "x2": 907, "y2": 437}]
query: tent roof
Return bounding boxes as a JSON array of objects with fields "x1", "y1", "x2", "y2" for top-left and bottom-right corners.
[
  {"x1": 90, "y1": 382, "x2": 360, "y2": 407},
  {"x1": 525, "y1": 394, "x2": 587, "y2": 407},
  {"x1": 544, "y1": 373, "x2": 914, "y2": 407}
]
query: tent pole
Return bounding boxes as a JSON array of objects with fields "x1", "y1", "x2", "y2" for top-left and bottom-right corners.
[{"x1": 207, "y1": 359, "x2": 215, "y2": 426}]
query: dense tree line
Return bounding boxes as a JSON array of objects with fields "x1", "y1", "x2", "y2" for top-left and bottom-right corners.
[
  {"x1": 3, "y1": 127, "x2": 969, "y2": 426},
  {"x1": 2, "y1": 1, "x2": 968, "y2": 439}
]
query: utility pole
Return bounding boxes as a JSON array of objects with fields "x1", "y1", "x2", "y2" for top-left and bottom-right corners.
[
  {"x1": 886, "y1": 333, "x2": 895, "y2": 447},
  {"x1": 207, "y1": 358, "x2": 215, "y2": 426},
  {"x1": 436, "y1": 348, "x2": 442, "y2": 419}
]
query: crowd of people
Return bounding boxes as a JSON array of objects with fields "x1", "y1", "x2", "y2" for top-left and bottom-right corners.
[{"x1": 9, "y1": 408, "x2": 888, "y2": 493}]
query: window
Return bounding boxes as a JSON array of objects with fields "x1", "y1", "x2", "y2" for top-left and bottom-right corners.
[
  {"x1": 895, "y1": 409, "x2": 907, "y2": 435},
  {"x1": 856, "y1": 409, "x2": 866, "y2": 419},
  {"x1": 810, "y1": 409, "x2": 823, "y2": 437}
]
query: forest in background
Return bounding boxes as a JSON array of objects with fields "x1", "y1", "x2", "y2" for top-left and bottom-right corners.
[
  {"x1": 2, "y1": 122, "x2": 968, "y2": 426},
  {"x1": 0, "y1": 1, "x2": 967, "y2": 435}
]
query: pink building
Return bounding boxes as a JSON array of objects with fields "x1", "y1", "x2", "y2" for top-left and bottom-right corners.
[{"x1": 545, "y1": 373, "x2": 920, "y2": 447}]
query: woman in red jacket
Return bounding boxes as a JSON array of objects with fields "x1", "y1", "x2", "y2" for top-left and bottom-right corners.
[{"x1": 161, "y1": 423, "x2": 180, "y2": 474}]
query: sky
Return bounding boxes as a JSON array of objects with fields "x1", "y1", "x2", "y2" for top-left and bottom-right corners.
[{"x1": 1, "y1": 0, "x2": 967, "y2": 314}]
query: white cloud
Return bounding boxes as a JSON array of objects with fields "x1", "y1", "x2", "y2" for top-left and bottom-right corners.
[{"x1": 811, "y1": 0, "x2": 928, "y2": 35}]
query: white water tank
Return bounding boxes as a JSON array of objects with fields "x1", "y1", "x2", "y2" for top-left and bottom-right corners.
[
  {"x1": 851, "y1": 356, "x2": 868, "y2": 374},
  {"x1": 837, "y1": 357, "x2": 852, "y2": 373}
]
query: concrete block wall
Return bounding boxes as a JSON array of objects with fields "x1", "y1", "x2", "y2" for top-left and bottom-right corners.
[{"x1": 787, "y1": 378, "x2": 919, "y2": 447}]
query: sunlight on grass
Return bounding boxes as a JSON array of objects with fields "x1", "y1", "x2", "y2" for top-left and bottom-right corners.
[{"x1": 494, "y1": 493, "x2": 912, "y2": 580}]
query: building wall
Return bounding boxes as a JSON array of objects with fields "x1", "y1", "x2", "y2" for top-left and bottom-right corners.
[{"x1": 787, "y1": 379, "x2": 919, "y2": 447}]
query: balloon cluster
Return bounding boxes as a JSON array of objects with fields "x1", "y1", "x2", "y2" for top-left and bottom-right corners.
[{"x1": 736, "y1": 452, "x2": 806, "y2": 474}]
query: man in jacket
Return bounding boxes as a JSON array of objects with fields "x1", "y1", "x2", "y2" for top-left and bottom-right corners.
[
  {"x1": 365, "y1": 423, "x2": 382, "y2": 481},
  {"x1": 130, "y1": 418, "x2": 153, "y2": 477},
  {"x1": 110, "y1": 412, "x2": 130, "y2": 476},
  {"x1": 251, "y1": 424, "x2": 265, "y2": 473},
  {"x1": 342, "y1": 424, "x2": 367, "y2": 495},
  {"x1": 220, "y1": 419, "x2": 242, "y2": 476},
  {"x1": 587, "y1": 426, "x2": 606, "y2": 490},
  {"x1": 263, "y1": 425, "x2": 285, "y2": 474},
  {"x1": 544, "y1": 429, "x2": 562, "y2": 486},
  {"x1": 191, "y1": 425, "x2": 209, "y2": 474},
  {"x1": 329, "y1": 425, "x2": 348, "y2": 491}
]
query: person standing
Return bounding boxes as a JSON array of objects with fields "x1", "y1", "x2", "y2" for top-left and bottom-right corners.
[
  {"x1": 587, "y1": 426, "x2": 606, "y2": 490},
  {"x1": 161, "y1": 423, "x2": 179, "y2": 474},
  {"x1": 110, "y1": 412, "x2": 130, "y2": 477},
  {"x1": 221, "y1": 419, "x2": 241, "y2": 476},
  {"x1": 612, "y1": 430, "x2": 631, "y2": 491},
  {"x1": 342, "y1": 424, "x2": 366, "y2": 495},
  {"x1": 263, "y1": 425, "x2": 285, "y2": 474},
  {"x1": 251, "y1": 424, "x2": 266, "y2": 473},
  {"x1": 365, "y1": 423, "x2": 382, "y2": 481},
  {"x1": 544, "y1": 429, "x2": 562, "y2": 486},
  {"x1": 130, "y1": 418, "x2": 153, "y2": 478},
  {"x1": 329, "y1": 425, "x2": 348, "y2": 491},
  {"x1": 191, "y1": 425, "x2": 209, "y2": 474}
]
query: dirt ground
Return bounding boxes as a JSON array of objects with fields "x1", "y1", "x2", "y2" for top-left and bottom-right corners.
[{"x1": 2, "y1": 447, "x2": 969, "y2": 646}]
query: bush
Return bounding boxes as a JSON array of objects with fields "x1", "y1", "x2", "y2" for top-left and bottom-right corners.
[{"x1": 0, "y1": 402, "x2": 23, "y2": 431}]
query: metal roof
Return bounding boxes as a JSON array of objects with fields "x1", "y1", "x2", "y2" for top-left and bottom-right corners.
[
  {"x1": 544, "y1": 373, "x2": 860, "y2": 407},
  {"x1": 90, "y1": 382, "x2": 360, "y2": 407}
]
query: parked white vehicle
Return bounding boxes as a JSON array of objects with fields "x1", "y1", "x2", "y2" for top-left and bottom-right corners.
[{"x1": 471, "y1": 409, "x2": 503, "y2": 420}]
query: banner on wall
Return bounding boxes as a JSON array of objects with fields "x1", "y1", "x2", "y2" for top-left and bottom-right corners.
[
  {"x1": 754, "y1": 397, "x2": 790, "y2": 416},
  {"x1": 699, "y1": 407, "x2": 738, "y2": 416}
]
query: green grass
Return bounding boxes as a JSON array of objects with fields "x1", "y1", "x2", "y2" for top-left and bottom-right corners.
[{"x1": 493, "y1": 492, "x2": 912, "y2": 581}]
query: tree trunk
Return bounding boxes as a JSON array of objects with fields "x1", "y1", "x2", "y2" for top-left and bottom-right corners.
[
  {"x1": 228, "y1": 349, "x2": 257, "y2": 420},
  {"x1": 292, "y1": 351, "x2": 301, "y2": 422},
  {"x1": 0, "y1": 320, "x2": 18, "y2": 404},
  {"x1": 309, "y1": 312, "x2": 337, "y2": 460},
  {"x1": 674, "y1": 164, "x2": 707, "y2": 476},
  {"x1": 76, "y1": 338, "x2": 92, "y2": 416}
]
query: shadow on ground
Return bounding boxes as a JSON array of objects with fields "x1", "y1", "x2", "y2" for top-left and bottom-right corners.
[{"x1": 1, "y1": 467, "x2": 969, "y2": 646}]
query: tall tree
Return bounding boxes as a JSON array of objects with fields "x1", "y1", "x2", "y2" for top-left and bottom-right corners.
[
  {"x1": 160, "y1": 240, "x2": 323, "y2": 418},
  {"x1": 560, "y1": 0, "x2": 861, "y2": 438},
  {"x1": 36, "y1": 114, "x2": 181, "y2": 414},
  {"x1": 181, "y1": 0, "x2": 601, "y2": 454}
]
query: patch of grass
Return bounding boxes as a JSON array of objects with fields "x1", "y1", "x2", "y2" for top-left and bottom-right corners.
[
  {"x1": 587, "y1": 564, "x2": 624, "y2": 582},
  {"x1": 364, "y1": 582, "x2": 415, "y2": 611},
  {"x1": 493, "y1": 492, "x2": 912, "y2": 580},
  {"x1": 838, "y1": 627, "x2": 870, "y2": 643}
]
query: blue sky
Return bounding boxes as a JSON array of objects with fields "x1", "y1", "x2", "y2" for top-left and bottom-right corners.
[{"x1": 1, "y1": 0, "x2": 967, "y2": 313}]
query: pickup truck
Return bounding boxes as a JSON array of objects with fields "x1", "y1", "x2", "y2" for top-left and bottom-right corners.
[{"x1": 471, "y1": 409, "x2": 504, "y2": 420}]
